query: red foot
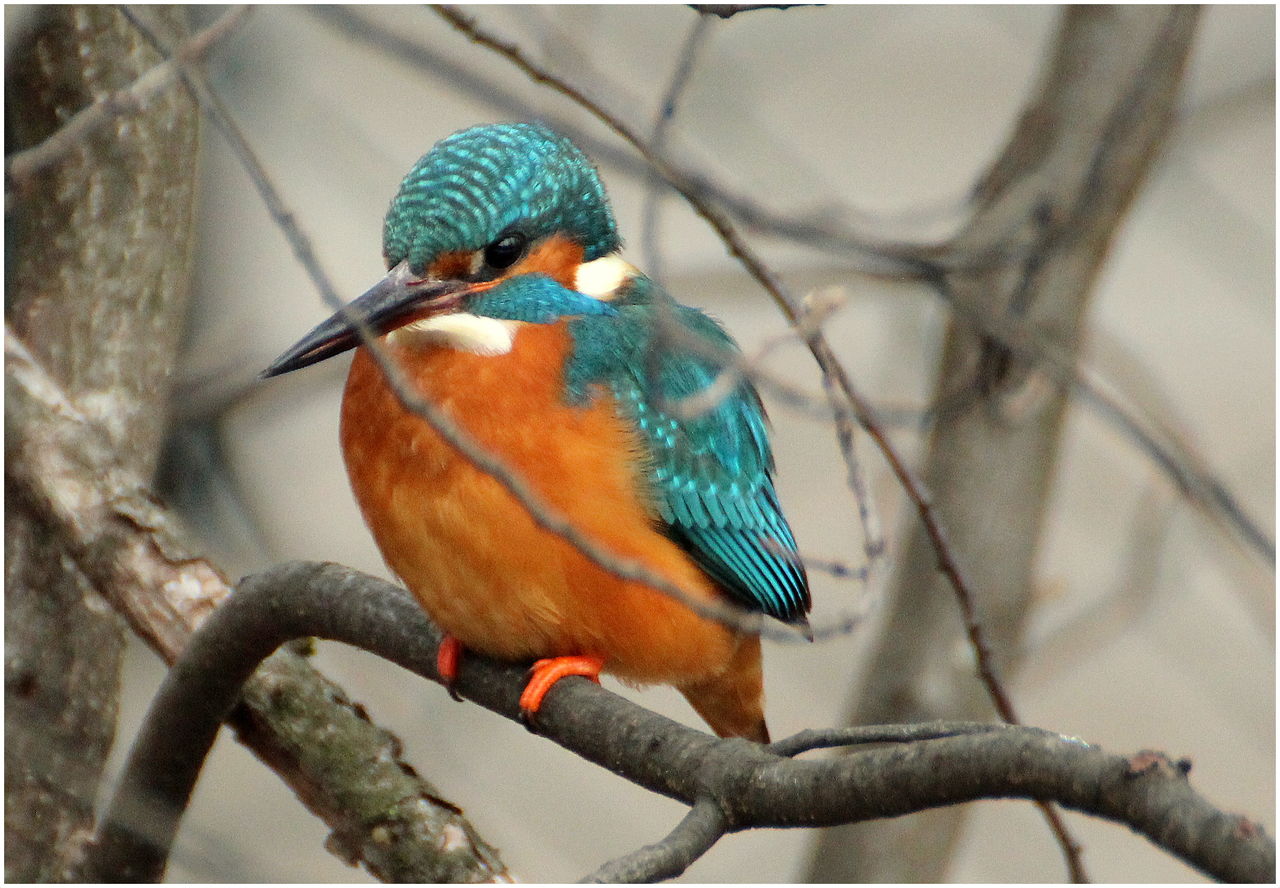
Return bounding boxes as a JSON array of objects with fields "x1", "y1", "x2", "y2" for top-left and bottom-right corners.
[
  {"x1": 436, "y1": 636, "x2": 464, "y2": 701},
  {"x1": 518, "y1": 655, "x2": 605, "y2": 729}
]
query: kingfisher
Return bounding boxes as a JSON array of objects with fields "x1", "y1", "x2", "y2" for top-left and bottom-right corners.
[{"x1": 263, "y1": 123, "x2": 810, "y2": 742}]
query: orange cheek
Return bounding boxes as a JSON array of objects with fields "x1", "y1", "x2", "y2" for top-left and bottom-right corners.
[
  {"x1": 427, "y1": 251, "x2": 475, "y2": 279},
  {"x1": 506, "y1": 235, "x2": 583, "y2": 288}
]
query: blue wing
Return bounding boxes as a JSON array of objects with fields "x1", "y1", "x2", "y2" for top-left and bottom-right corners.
[{"x1": 566, "y1": 279, "x2": 810, "y2": 625}]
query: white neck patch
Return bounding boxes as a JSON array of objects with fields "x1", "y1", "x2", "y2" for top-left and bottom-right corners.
[
  {"x1": 389, "y1": 313, "x2": 520, "y2": 356},
  {"x1": 574, "y1": 255, "x2": 636, "y2": 301}
]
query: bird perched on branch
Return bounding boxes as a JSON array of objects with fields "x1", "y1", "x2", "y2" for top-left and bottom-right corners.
[{"x1": 264, "y1": 123, "x2": 809, "y2": 741}]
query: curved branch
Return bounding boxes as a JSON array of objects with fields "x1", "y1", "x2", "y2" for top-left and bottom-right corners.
[
  {"x1": 582, "y1": 797, "x2": 727, "y2": 883},
  {"x1": 7, "y1": 325, "x2": 508, "y2": 883},
  {"x1": 86, "y1": 562, "x2": 1274, "y2": 883}
]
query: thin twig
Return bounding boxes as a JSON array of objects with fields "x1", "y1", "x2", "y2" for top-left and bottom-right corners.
[
  {"x1": 581, "y1": 797, "x2": 728, "y2": 882},
  {"x1": 691, "y1": 4, "x2": 822, "y2": 18},
  {"x1": 429, "y1": 7, "x2": 1088, "y2": 875},
  {"x1": 4, "y1": 6, "x2": 249, "y2": 190},
  {"x1": 1076, "y1": 372, "x2": 1274, "y2": 563},
  {"x1": 134, "y1": 14, "x2": 823, "y2": 644},
  {"x1": 786, "y1": 548, "x2": 868, "y2": 583},
  {"x1": 641, "y1": 13, "x2": 712, "y2": 283},
  {"x1": 313, "y1": 4, "x2": 1273, "y2": 570}
]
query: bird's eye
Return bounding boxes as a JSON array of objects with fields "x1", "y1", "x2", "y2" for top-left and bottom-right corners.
[{"x1": 483, "y1": 232, "x2": 527, "y2": 270}]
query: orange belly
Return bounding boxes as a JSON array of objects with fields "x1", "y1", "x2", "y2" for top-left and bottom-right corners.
[{"x1": 339, "y1": 321, "x2": 741, "y2": 687}]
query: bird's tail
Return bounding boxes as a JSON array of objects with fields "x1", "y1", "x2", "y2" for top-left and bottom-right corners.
[{"x1": 679, "y1": 634, "x2": 770, "y2": 743}]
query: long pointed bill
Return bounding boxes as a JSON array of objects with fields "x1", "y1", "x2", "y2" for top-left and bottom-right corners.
[{"x1": 261, "y1": 262, "x2": 483, "y2": 378}]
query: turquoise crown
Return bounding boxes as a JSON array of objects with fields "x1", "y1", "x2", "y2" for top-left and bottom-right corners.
[{"x1": 383, "y1": 123, "x2": 620, "y2": 273}]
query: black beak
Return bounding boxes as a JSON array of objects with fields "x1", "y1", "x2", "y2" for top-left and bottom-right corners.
[{"x1": 261, "y1": 262, "x2": 478, "y2": 378}]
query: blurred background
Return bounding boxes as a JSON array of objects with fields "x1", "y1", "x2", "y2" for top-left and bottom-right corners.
[{"x1": 45, "y1": 4, "x2": 1273, "y2": 882}]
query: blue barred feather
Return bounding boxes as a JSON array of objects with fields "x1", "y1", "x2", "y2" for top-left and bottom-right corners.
[{"x1": 565, "y1": 276, "x2": 810, "y2": 624}]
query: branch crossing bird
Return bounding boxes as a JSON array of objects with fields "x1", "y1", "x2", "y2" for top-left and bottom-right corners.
[{"x1": 264, "y1": 123, "x2": 810, "y2": 742}]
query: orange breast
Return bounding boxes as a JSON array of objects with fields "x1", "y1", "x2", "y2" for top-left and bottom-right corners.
[{"x1": 339, "y1": 321, "x2": 740, "y2": 686}]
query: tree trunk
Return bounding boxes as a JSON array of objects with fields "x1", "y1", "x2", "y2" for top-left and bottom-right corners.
[
  {"x1": 808, "y1": 6, "x2": 1200, "y2": 881},
  {"x1": 4, "y1": 6, "x2": 199, "y2": 880}
]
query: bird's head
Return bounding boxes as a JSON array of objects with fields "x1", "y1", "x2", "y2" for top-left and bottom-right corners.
[{"x1": 263, "y1": 122, "x2": 624, "y2": 377}]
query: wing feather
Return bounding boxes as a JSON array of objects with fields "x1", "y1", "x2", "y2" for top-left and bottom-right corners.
[{"x1": 567, "y1": 280, "x2": 810, "y2": 624}]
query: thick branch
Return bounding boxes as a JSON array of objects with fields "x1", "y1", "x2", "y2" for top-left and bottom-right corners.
[
  {"x1": 87, "y1": 562, "x2": 1273, "y2": 883},
  {"x1": 4, "y1": 7, "x2": 199, "y2": 879},
  {"x1": 6, "y1": 327, "x2": 507, "y2": 883}
]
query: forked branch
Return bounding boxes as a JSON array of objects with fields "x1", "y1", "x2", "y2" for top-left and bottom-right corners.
[{"x1": 84, "y1": 562, "x2": 1274, "y2": 883}]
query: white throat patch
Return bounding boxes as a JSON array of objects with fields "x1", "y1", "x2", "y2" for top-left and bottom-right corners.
[
  {"x1": 574, "y1": 255, "x2": 636, "y2": 301},
  {"x1": 389, "y1": 313, "x2": 520, "y2": 356}
]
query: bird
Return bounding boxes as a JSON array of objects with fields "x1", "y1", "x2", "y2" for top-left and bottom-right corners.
[{"x1": 262, "y1": 122, "x2": 810, "y2": 742}]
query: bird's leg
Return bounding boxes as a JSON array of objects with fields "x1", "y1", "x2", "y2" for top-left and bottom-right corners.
[
  {"x1": 436, "y1": 635, "x2": 465, "y2": 701},
  {"x1": 518, "y1": 655, "x2": 605, "y2": 730}
]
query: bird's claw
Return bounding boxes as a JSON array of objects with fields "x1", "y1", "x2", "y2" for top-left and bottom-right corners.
[
  {"x1": 436, "y1": 635, "x2": 464, "y2": 702},
  {"x1": 517, "y1": 655, "x2": 605, "y2": 729}
]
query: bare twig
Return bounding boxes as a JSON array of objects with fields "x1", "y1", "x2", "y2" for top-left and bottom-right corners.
[
  {"x1": 311, "y1": 4, "x2": 1272, "y2": 570},
  {"x1": 1075, "y1": 373, "x2": 1274, "y2": 563},
  {"x1": 641, "y1": 13, "x2": 712, "y2": 283},
  {"x1": 582, "y1": 797, "x2": 728, "y2": 882},
  {"x1": 435, "y1": 0, "x2": 963, "y2": 653},
  {"x1": 130, "y1": 9, "x2": 819, "y2": 643},
  {"x1": 691, "y1": 4, "x2": 822, "y2": 19},
  {"x1": 87, "y1": 561, "x2": 1276, "y2": 884},
  {"x1": 4, "y1": 6, "x2": 249, "y2": 190}
]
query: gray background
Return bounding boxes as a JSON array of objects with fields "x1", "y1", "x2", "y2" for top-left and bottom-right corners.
[{"x1": 100, "y1": 5, "x2": 1273, "y2": 882}]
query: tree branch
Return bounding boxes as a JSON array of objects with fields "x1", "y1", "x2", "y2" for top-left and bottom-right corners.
[
  {"x1": 86, "y1": 562, "x2": 1275, "y2": 883},
  {"x1": 3, "y1": 6, "x2": 248, "y2": 192},
  {"x1": 814, "y1": 7, "x2": 1200, "y2": 881},
  {"x1": 6, "y1": 325, "x2": 508, "y2": 883},
  {"x1": 4, "y1": 8, "x2": 201, "y2": 877},
  {"x1": 311, "y1": 4, "x2": 1272, "y2": 567},
  {"x1": 132, "y1": 15, "x2": 812, "y2": 644},
  {"x1": 582, "y1": 797, "x2": 728, "y2": 882},
  {"x1": 690, "y1": 4, "x2": 821, "y2": 19}
]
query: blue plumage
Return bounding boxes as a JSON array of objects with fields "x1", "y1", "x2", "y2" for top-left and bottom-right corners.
[
  {"x1": 384, "y1": 123, "x2": 619, "y2": 273},
  {"x1": 564, "y1": 276, "x2": 811, "y2": 625},
  {"x1": 380, "y1": 122, "x2": 810, "y2": 627},
  {"x1": 267, "y1": 122, "x2": 812, "y2": 739},
  {"x1": 469, "y1": 274, "x2": 617, "y2": 325}
]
